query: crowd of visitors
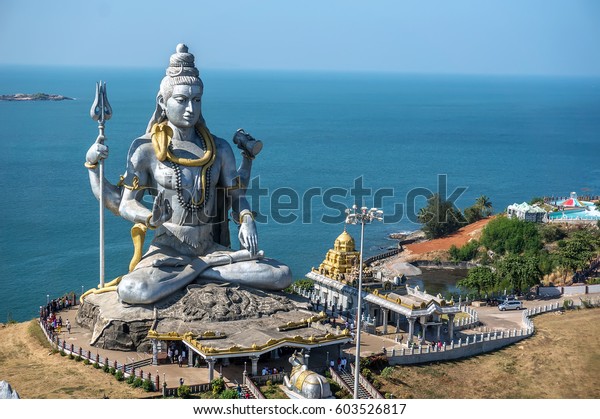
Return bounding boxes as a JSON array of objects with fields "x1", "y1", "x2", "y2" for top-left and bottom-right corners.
[{"x1": 39, "y1": 292, "x2": 77, "y2": 336}]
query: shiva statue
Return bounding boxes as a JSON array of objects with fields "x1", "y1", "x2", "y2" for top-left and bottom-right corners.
[{"x1": 84, "y1": 44, "x2": 292, "y2": 305}]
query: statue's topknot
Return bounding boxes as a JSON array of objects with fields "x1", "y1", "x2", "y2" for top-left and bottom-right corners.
[{"x1": 166, "y1": 43, "x2": 199, "y2": 77}]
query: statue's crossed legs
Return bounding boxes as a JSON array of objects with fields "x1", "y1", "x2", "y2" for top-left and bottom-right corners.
[{"x1": 117, "y1": 245, "x2": 292, "y2": 305}]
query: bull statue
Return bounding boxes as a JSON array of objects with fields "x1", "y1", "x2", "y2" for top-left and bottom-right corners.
[{"x1": 284, "y1": 350, "x2": 332, "y2": 399}]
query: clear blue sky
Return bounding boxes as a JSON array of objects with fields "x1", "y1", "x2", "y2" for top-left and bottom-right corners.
[{"x1": 1, "y1": 0, "x2": 599, "y2": 76}]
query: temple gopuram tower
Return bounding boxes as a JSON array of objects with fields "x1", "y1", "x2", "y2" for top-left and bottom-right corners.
[{"x1": 315, "y1": 229, "x2": 360, "y2": 282}]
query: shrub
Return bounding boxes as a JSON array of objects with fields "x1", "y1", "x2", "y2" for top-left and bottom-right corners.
[
  {"x1": 115, "y1": 370, "x2": 124, "y2": 381},
  {"x1": 132, "y1": 377, "x2": 143, "y2": 388},
  {"x1": 563, "y1": 299, "x2": 573, "y2": 310},
  {"x1": 361, "y1": 368, "x2": 373, "y2": 381},
  {"x1": 68, "y1": 353, "x2": 74, "y2": 360},
  {"x1": 142, "y1": 378, "x2": 154, "y2": 392},
  {"x1": 59, "y1": 350, "x2": 66, "y2": 357},
  {"x1": 75, "y1": 355, "x2": 82, "y2": 362},
  {"x1": 448, "y1": 240, "x2": 480, "y2": 262},
  {"x1": 220, "y1": 389, "x2": 239, "y2": 399},
  {"x1": 92, "y1": 362, "x2": 101, "y2": 369},
  {"x1": 480, "y1": 216, "x2": 542, "y2": 255},
  {"x1": 109, "y1": 367, "x2": 116, "y2": 375},
  {"x1": 177, "y1": 384, "x2": 191, "y2": 399},
  {"x1": 126, "y1": 375, "x2": 136, "y2": 385},
  {"x1": 362, "y1": 354, "x2": 389, "y2": 371},
  {"x1": 103, "y1": 364, "x2": 110, "y2": 373},
  {"x1": 83, "y1": 359, "x2": 90, "y2": 366},
  {"x1": 587, "y1": 277, "x2": 600, "y2": 285},
  {"x1": 381, "y1": 366, "x2": 395, "y2": 379},
  {"x1": 211, "y1": 377, "x2": 226, "y2": 396}
]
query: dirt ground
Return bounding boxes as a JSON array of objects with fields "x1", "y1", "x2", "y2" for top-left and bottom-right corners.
[
  {"x1": 395, "y1": 217, "x2": 492, "y2": 263},
  {"x1": 0, "y1": 321, "x2": 150, "y2": 399},
  {"x1": 377, "y1": 308, "x2": 600, "y2": 399},
  {"x1": 1, "y1": 307, "x2": 598, "y2": 399}
]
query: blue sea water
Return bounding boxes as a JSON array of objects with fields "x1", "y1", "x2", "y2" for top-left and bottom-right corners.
[{"x1": 1, "y1": 66, "x2": 599, "y2": 322}]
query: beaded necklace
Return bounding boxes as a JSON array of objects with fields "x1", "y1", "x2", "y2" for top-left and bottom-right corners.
[
  {"x1": 168, "y1": 139, "x2": 212, "y2": 211},
  {"x1": 151, "y1": 122, "x2": 217, "y2": 211}
]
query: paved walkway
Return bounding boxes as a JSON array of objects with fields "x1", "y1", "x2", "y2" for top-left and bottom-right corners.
[{"x1": 50, "y1": 292, "x2": 597, "y2": 391}]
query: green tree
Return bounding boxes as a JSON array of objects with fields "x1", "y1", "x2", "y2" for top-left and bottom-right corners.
[
  {"x1": 480, "y1": 216, "x2": 542, "y2": 255},
  {"x1": 457, "y1": 266, "x2": 497, "y2": 296},
  {"x1": 417, "y1": 193, "x2": 466, "y2": 239},
  {"x1": 557, "y1": 230, "x2": 600, "y2": 275},
  {"x1": 463, "y1": 195, "x2": 493, "y2": 224},
  {"x1": 494, "y1": 254, "x2": 542, "y2": 293},
  {"x1": 475, "y1": 195, "x2": 493, "y2": 217}
]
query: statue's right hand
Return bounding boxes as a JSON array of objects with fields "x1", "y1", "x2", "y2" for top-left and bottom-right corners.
[{"x1": 86, "y1": 135, "x2": 108, "y2": 165}]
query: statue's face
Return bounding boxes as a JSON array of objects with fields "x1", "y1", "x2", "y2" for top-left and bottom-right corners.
[{"x1": 164, "y1": 84, "x2": 202, "y2": 129}]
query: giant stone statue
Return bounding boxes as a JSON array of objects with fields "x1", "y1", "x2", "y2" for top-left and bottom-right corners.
[{"x1": 84, "y1": 44, "x2": 292, "y2": 305}]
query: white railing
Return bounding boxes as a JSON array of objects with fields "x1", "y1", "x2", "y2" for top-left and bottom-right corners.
[{"x1": 384, "y1": 301, "x2": 578, "y2": 365}]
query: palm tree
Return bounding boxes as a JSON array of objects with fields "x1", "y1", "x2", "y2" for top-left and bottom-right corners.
[{"x1": 475, "y1": 195, "x2": 493, "y2": 217}]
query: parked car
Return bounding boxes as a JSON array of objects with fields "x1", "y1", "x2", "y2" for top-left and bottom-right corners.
[{"x1": 498, "y1": 300, "x2": 523, "y2": 311}]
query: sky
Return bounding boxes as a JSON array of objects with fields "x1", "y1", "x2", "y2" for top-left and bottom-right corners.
[{"x1": 1, "y1": 0, "x2": 599, "y2": 76}]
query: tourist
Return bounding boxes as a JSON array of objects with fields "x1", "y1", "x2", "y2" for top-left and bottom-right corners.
[
  {"x1": 66, "y1": 319, "x2": 71, "y2": 334},
  {"x1": 181, "y1": 349, "x2": 186, "y2": 363},
  {"x1": 178, "y1": 354, "x2": 183, "y2": 367},
  {"x1": 167, "y1": 348, "x2": 173, "y2": 364}
]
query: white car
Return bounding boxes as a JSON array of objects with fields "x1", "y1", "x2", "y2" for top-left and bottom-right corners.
[{"x1": 498, "y1": 300, "x2": 523, "y2": 311}]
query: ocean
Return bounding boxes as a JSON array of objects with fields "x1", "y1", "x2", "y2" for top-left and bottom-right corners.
[{"x1": 1, "y1": 66, "x2": 599, "y2": 322}]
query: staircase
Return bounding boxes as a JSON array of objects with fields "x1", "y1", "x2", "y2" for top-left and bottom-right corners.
[
  {"x1": 336, "y1": 369, "x2": 372, "y2": 399},
  {"x1": 237, "y1": 384, "x2": 257, "y2": 399}
]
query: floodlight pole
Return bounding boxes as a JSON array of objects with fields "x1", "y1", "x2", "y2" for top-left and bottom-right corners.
[{"x1": 346, "y1": 205, "x2": 383, "y2": 399}]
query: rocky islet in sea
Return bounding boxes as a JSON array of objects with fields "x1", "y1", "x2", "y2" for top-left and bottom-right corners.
[{"x1": 0, "y1": 93, "x2": 74, "y2": 101}]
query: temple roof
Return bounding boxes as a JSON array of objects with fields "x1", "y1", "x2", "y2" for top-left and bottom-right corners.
[{"x1": 334, "y1": 229, "x2": 356, "y2": 252}]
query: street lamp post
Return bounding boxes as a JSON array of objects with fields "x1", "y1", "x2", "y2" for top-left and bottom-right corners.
[{"x1": 345, "y1": 205, "x2": 383, "y2": 399}]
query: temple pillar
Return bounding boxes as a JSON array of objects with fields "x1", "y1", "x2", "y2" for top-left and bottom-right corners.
[
  {"x1": 151, "y1": 339, "x2": 159, "y2": 366},
  {"x1": 396, "y1": 316, "x2": 401, "y2": 333},
  {"x1": 188, "y1": 352, "x2": 193, "y2": 367},
  {"x1": 448, "y1": 313, "x2": 455, "y2": 341},
  {"x1": 207, "y1": 358, "x2": 216, "y2": 382},
  {"x1": 407, "y1": 317, "x2": 416, "y2": 344},
  {"x1": 382, "y1": 308, "x2": 389, "y2": 334},
  {"x1": 250, "y1": 356, "x2": 259, "y2": 376}
]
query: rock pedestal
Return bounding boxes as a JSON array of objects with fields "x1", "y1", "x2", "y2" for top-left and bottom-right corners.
[{"x1": 76, "y1": 281, "x2": 310, "y2": 352}]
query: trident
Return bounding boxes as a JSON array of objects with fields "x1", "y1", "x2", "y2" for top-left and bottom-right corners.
[{"x1": 90, "y1": 81, "x2": 112, "y2": 288}]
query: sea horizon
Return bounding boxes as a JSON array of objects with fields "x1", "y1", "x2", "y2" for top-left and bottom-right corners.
[{"x1": 1, "y1": 67, "x2": 599, "y2": 322}]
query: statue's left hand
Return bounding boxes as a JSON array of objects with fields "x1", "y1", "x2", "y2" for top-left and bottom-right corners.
[
  {"x1": 238, "y1": 217, "x2": 258, "y2": 256},
  {"x1": 149, "y1": 190, "x2": 172, "y2": 228}
]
